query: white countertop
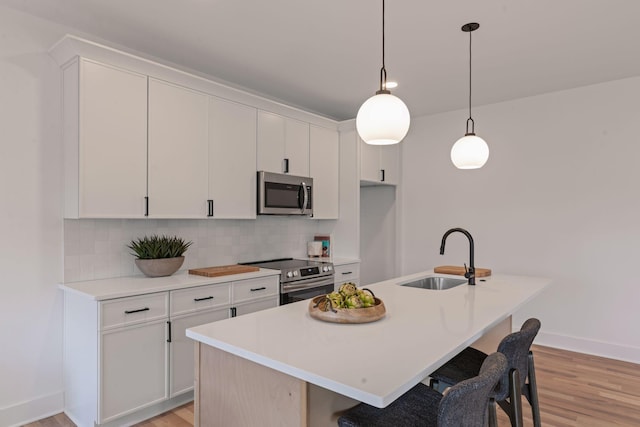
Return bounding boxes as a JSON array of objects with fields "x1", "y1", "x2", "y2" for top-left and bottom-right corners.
[
  {"x1": 59, "y1": 268, "x2": 281, "y2": 300},
  {"x1": 187, "y1": 270, "x2": 551, "y2": 408}
]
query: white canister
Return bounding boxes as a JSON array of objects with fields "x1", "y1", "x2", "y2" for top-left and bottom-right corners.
[{"x1": 307, "y1": 241, "x2": 323, "y2": 257}]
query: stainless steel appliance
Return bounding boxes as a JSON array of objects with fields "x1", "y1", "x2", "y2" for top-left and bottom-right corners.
[
  {"x1": 241, "y1": 258, "x2": 334, "y2": 305},
  {"x1": 257, "y1": 171, "x2": 313, "y2": 216}
]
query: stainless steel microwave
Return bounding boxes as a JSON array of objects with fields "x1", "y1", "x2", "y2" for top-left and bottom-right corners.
[{"x1": 257, "y1": 171, "x2": 313, "y2": 216}]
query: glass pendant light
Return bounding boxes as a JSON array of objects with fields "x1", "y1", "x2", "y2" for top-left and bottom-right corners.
[
  {"x1": 356, "y1": 0, "x2": 410, "y2": 145},
  {"x1": 451, "y1": 22, "x2": 489, "y2": 169}
]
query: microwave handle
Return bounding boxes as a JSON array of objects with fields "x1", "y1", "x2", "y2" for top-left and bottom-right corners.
[{"x1": 301, "y1": 181, "x2": 308, "y2": 214}]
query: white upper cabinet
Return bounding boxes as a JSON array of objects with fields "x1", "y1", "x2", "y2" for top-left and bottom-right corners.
[
  {"x1": 208, "y1": 97, "x2": 257, "y2": 218},
  {"x1": 360, "y1": 137, "x2": 399, "y2": 185},
  {"x1": 148, "y1": 78, "x2": 209, "y2": 218},
  {"x1": 309, "y1": 125, "x2": 339, "y2": 219},
  {"x1": 54, "y1": 39, "x2": 341, "y2": 220},
  {"x1": 63, "y1": 58, "x2": 148, "y2": 218},
  {"x1": 257, "y1": 111, "x2": 309, "y2": 176}
]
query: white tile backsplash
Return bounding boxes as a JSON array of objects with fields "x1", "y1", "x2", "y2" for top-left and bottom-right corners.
[{"x1": 63, "y1": 217, "x2": 333, "y2": 282}]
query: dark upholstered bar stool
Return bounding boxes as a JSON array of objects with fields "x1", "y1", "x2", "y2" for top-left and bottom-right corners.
[
  {"x1": 337, "y1": 352, "x2": 508, "y2": 427},
  {"x1": 429, "y1": 318, "x2": 542, "y2": 427}
]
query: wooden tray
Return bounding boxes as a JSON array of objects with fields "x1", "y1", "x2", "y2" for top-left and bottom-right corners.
[
  {"x1": 188, "y1": 264, "x2": 259, "y2": 278},
  {"x1": 434, "y1": 265, "x2": 492, "y2": 277},
  {"x1": 308, "y1": 295, "x2": 386, "y2": 324}
]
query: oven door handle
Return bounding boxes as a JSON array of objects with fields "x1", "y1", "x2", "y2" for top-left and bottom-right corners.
[{"x1": 282, "y1": 276, "x2": 334, "y2": 292}]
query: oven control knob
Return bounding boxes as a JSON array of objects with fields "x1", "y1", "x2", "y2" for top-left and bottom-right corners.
[
  {"x1": 293, "y1": 271, "x2": 299, "y2": 276},
  {"x1": 322, "y1": 266, "x2": 328, "y2": 272},
  {"x1": 286, "y1": 271, "x2": 293, "y2": 278},
  {"x1": 327, "y1": 265, "x2": 332, "y2": 271}
]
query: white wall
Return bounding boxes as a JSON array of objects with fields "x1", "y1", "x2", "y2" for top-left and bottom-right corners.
[
  {"x1": 0, "y1": 6, "x2": 67, "y2": 426},
  {"x1": 399, "y1": 76, "x2": 640, "y2": 363}
]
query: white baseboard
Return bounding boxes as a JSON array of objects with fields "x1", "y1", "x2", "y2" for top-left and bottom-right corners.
[
  {"x1": 1, "y1": 390, "x2": 64, "y2": 427},
  {"x1": 536, "y1": 331, "x2": 640, "y2": 364}
]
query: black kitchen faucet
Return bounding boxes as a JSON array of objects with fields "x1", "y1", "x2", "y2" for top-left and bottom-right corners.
[{"x1": 440, "y1": 227, "x2": 476, "y2": 285}]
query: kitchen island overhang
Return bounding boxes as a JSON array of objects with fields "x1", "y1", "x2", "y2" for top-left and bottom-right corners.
[{"x1": 187, "y1": 272, "x2": 551, "y2": 425}]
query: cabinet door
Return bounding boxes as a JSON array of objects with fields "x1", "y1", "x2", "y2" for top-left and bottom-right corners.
[
  {"x1": 257, "y1": 111, "x2": 309, "y2": 176},
  {"x1": 257, "y1": 111, "x2": 286, "y2": 173},
  {"x1": 148, "y1": 78, "x2": 209, "y2": 218},
  {"x1": 169, "y1": 308, "x2": 229, "y2": 397},
  {"x1": 234, "y1": 297, "x2": 279, "y2": 317},
  {"x1": 310, "y1": 125, "x2": 339, "y2": 219},
  {"x1": 360, "y1": 138, "x2": 400, "y2": 185},
  {"x1": 379, "y1": 144, "x2": 399, "y2": 185},
  {"x1": 100, "y1": 320, "x2": 168, "y2": 423},
  {"x1": 69, "y1": 59, "x2": 147, "y2": 218},
  {"x1": 360, "y1": 137, "x2": 382, "y2": 183},
  {"x1": 285, "y1": 118, "x2": 310, "y2": 176},
  {"x1": 209, "y1": 97, "x2": 257, "y2": 218}
]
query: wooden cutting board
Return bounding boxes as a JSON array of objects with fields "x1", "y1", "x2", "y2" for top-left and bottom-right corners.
[
  {"x1": 434, "y1": 265, "x2": 492, "y2": 277},
  {"x1": 189, "y1": 264, "x2": 260, "y2": 278}
]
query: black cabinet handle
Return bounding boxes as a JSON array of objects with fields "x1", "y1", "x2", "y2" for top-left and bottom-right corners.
[
  {"x1": 342, "y1": 271, "x2": 353, "y2": 275},
  {"x1": 144, "y1": 196, "x2": 149, "y2": 216},
  {"x1": 207, "y1": 199, "x2": 214, "y2": 217},
  {"x1": 230, "y1": 307, "x2": 237, "y2": 317},
  {"x1": 194, "y1": 296, "x2": 214, "y2": 302},
  {"x1": 283, "y1": 158, "x2": 289, "y2": 173},
  {"x1": 124, "y1": 307, "x2": 149, "y2": 314},
  {"x1": 167, "y1": 321, "x2": 172, "y2": 343},
  {"x1": 250, "y1": 287, "x2": 267, "y2": 292},
  {"x1": 381, "y1": 169, "x2": 385, "y2": 182}
]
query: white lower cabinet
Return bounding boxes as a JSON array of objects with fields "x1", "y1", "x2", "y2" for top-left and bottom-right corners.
[
  {"x1": 234, "y1": 297, "x2": 279, "y2": 317},
  {"x1": 169, "y1": 308, "x2": 229, "y2": 397},
  {"x1": 63, "y1": 274, "x2": 279, "y2": 426},
  {"x1": 334, "y1": 262, "x2": 361, "y2": 288},
  {"x1": 100, "y1": 320, "x2": 168, "y2": 422}
]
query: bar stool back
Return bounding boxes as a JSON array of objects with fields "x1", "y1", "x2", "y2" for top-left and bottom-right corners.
[
  {"x1": 429, "y1": 318, "x2": 542, "y2": 427},
  {"x1": 337, "y1": 352, "x2": 508, "y2": 427}
]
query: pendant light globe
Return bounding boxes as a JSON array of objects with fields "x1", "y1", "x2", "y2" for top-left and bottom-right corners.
[
  {"x1": 451, "y1": 22, "x2": 489, "y2": 169},
  {"x1": 357, "y1": 0, "x2": 410, "y2": 146},
  {"x1": 451, "y1": 133, "x2": 489, "y2": 169},
  {"x1": 356, "y1": 92, "x2": 410, "y2": 145}
]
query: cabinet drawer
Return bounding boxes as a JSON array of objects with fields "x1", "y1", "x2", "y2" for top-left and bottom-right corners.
[
  {"x1": 334, "y1": 263, "x2": 360, "y2": 284},
  {"x1": 100, "y1": 293, "x2": 168, "y2": 330},
  {"x1": 170, "y1": 283, "x2": 231, "y2": 316},
  {"x1": 232, "y1": 276, "x2": 279, "y2": 304}
]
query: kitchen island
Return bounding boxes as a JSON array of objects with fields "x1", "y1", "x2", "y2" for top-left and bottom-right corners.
[{"x1": 186, "y1": 271, "x2": 551, "y2": 426}]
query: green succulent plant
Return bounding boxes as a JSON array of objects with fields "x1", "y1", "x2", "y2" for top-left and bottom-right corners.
[{"x1": 128, "y1": 235, "x2": 193, "y2": 259}]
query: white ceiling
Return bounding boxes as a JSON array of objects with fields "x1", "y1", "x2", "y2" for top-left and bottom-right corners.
[{"x1": 3, "y1": 0, "x2": 640, "y2": 121}]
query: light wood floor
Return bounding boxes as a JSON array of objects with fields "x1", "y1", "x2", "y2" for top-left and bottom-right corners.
[{"x1": 24, "y1": 345, "x2": 640, "y2": 427}]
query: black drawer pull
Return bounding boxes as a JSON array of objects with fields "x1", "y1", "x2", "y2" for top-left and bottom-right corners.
[
  {"x1": 250, "y1": 287, "x2": 267, "y2": 292},
  {"x1": 194, "y1": 296, "x2": 214, "y2": 302},
  {"x1": 124, "y1": 307, "x2": 149, "y2": 314},
  {"x1": 342, "y1": 271, "x2": 353, "y2": 275}
]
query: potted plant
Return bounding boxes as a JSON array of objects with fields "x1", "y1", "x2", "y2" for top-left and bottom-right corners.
[{"x1": 128, "y1": 235, "x2": 193, "y2": 277}]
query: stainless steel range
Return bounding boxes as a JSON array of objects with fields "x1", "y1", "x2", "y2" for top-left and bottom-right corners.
[{"x1": 241, "y1": 258, "x2": 334, "y2": 305}]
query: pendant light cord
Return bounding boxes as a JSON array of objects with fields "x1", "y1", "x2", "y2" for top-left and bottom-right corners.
[
  {"x1": 466, "y1": 26, "x2": 475, "y2": 135},
  {"x1": 378, "y1": 0, "x2": 389, "y2": 93}
]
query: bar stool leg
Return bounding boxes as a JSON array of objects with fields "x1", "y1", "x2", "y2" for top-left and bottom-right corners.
[
  {"x1": 488, "y1": 398, "x2": 498, "y2": 427},
  {"x1": 509, "y1": 369, "x2": 524, "y2": 427},
  {"x1": 527, "y1": 351, "x2": 542, "y2": 427}
]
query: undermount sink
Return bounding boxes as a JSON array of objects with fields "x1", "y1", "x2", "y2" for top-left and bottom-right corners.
[{"x1": 400, "y1": 276, "x2": 467, "y2": 290}]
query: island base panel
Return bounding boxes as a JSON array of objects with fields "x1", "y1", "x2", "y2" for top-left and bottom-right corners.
[
  {"x1": 470, "y1": 316, "x2": 512, "y2": 354},
  {"x1": 195, "y1": 342, "x2": 308, "y2": 426},
  {"x1": 308, "y1": 383, "x2": 360, "y2": 427}
]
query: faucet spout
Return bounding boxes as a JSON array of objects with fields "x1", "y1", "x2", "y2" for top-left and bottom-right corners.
[{"x1": 440, "y1": 227, "x2": 476, "y2": 285}]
